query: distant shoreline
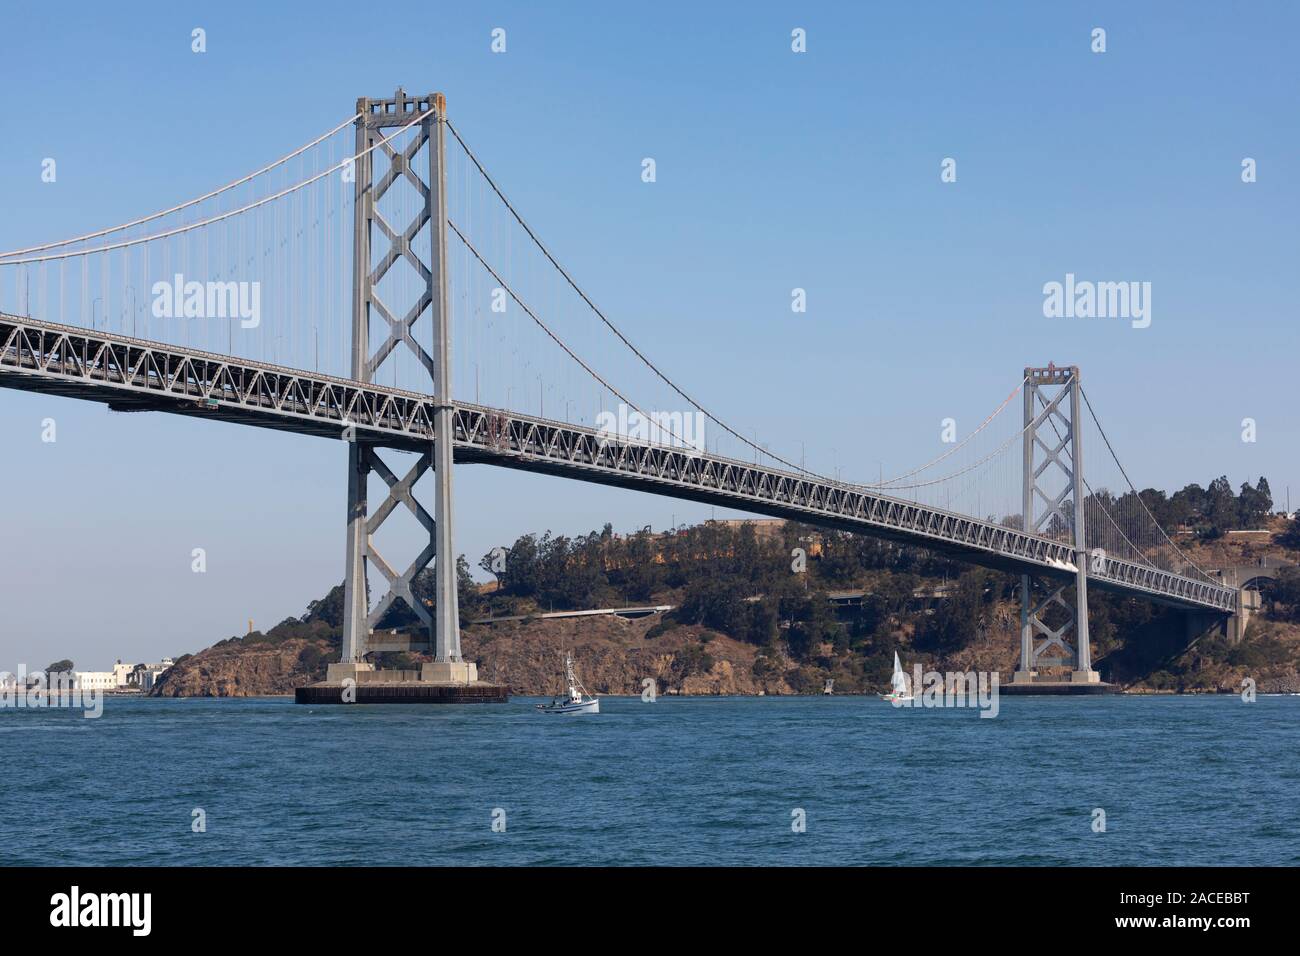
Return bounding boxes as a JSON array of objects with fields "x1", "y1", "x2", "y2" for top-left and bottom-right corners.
[{"x1": 123, "y1": 687, "x2": 1278, "y2": 701}]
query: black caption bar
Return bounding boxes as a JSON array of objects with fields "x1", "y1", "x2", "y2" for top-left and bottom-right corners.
[{"x1": 0, "y1": 866, "x2": 1280, "y2": 941}]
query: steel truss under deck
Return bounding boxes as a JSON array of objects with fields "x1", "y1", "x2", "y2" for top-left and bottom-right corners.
[{"x1": 0, "y1": 312, "x2": 1236, "y2": 615}]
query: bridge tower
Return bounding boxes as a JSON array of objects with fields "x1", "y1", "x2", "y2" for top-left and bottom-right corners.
[
  {"x1": 337, "y1": 89, "x2": 470, "y2": 682},
  {"x1": 1015, "y1": 366, "x2": 1101, "y2": 685}
]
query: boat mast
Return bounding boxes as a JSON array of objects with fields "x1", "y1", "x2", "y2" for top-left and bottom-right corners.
[{"x1": 565, "y1": 653, "x2": 578, "y2": 699}]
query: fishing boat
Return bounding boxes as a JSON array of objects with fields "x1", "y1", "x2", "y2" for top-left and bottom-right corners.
[
  {"x1": 536, "y1": 652, "x2": 600, "y2": 715},
  {"x1": 878, "y1": 651, "x2": 914, "y2": 704}
]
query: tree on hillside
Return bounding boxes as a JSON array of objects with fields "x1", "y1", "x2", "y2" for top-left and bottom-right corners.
[
  {"x1": 817, "y1": 530, "x2": 863, "y2": 582},
  {"x1": 1138, "y1": 488, "x2": 1171, "y2": 529},
  {"x1": 745, "y1": 598, "x2": 781, "y2": 648},
  {"x1": 553, "y1": 533, "x2": 607, "y2": 609},
  {"x1": 731, "y1": 522, "x2": 763, "y2": 584},
  {"x1": 1169, "y1": 483, "x2": 1206, "y2": 528},
  {"x1": 876, "y1": 573, "x2": 920, "y2": 615},
  {"x1": 486, "y1": 533, "x2": 541, "y2": 597},
  {"x1": 678, "y1": 577, "x2": 747, "y2": 636},
  {"x1": 1202, "y1": 476, "x2": 1237, "y2": 536},
  {"x1": 456, "y1": 556, "x2": 484, "y2": 615},
  {"x1": 852, "y1": 592, "x2": 889, "y2": 642},
  {"x1": 616, "y1": 529, "x2": 664, "y2": 600},
  {"x1": 1237, "y1": 478, "x2": 1273, "y2": 529},
  {"x1": 914, "y1": 576, "x2": 980, "y2": 653},
  {"x1": 45, "y1": 659, "x2": 73, "y2": 676},
  {"x1": 782, "y1": 590, "x2": 842, "y2": 661},
  {"x1": 304, "y1": 584, "x2": 345, "y2": 628}
]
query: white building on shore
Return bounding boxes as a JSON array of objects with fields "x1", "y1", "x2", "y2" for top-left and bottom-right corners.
[
  {"x1": 5, "y1": 658, "x2": 176, "y2": 694},
  {"x1": 135, "y1": 659, "x2": 175, "y2": 692},
  {"x1": 70, "y1": 658, "x2": 176, "y2": 692},
  {"x1": 73, "y1": 671, "x2": 118, "y2": 691}
]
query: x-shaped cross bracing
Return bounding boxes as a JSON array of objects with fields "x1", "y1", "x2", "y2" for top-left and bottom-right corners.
[
  {"x1": 1029, "y1": 385, "x2": 1077, "y2": 535},
  {"x1": 364, "y1": 128, "x2": 436, "y2": 382},
  {"x1": 1024, "y1": 577, "x2": 1078, "y2": 666},
  {"x1": 363, "y1": 447, "x2": 436, "y2": 629}
]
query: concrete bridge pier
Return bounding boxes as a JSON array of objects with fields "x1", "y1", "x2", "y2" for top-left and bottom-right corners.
[
  {"x1": 1181, "y1": 596, "x2": 1247, "y2": 647},
  {"x1": 1203, "y1": 562, "x2": 1290, "y2": 646},
  {"x1": 1226, "y1": 589, "x2": 1260, "y2": 645}
]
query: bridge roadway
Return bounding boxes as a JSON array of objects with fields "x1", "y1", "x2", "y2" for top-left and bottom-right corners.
[{"x1": 0, "y1": 313, "x2": 1236, "y2": 614}]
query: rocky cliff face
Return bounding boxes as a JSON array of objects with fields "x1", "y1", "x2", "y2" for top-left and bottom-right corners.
[
  {"x1": 151, "y1": 615, "x2": 803, "y2": 698},
  {"x1": 151, "y1": 637, "x2": 329, "y2": 697},
  {"x1": 463, "y1": 615, "x2": 792, "y2": 695},
  {"x1": 150, "y1": 586, "x2": 1300, "y2": 698}
]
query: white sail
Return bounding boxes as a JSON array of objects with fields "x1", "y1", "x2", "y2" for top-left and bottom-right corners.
[{"x1": 890, "y1": 651, "x2": 908, "y2": 694}]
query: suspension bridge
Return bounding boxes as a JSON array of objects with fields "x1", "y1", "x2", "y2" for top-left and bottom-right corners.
[{"x1": 0, "y1": 90, "x2": 1243, "y2": 695}]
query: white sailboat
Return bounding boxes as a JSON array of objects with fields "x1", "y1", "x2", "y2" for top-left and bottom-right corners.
[
  {"x1": 878, "y1": 651, "x2": 914, "y2": 703},
  {"x1": 536, "y1": 652, "x2": 600, "y2": 715}
]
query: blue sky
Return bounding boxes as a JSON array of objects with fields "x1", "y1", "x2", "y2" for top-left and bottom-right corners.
[{"x1": 1, "y1": 1, "x2": 1296, "y2": 671}]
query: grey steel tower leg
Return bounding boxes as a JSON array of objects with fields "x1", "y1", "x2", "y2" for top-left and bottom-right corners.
[
  {"x1": 341, "y1": 103, "x2": 375, "y2": 666},
  {"x1": 1016, "y1": 379, "x2": 1035, "y2": 682},
  {"x1": 341, "y1": 441, "x2": 370, "y2": 663},
  {"x1": 1017, "y1": 573, "x2": 1034, "y2": 681},
  {"x1": 1069, "y1": 371, "x2": 1094, "y2": 679},
  {"x1": 428, "y1": 95, "x2": 462, "y2": 666}
]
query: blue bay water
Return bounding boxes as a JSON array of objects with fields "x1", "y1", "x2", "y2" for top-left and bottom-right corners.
[{"x1": 1, "y1": 695, "x2": 1296, "y2": 866}]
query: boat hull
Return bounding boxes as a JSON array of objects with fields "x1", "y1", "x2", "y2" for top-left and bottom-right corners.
[{"x1": 537, "y1": 699, "x2": 600, "y2": 715}]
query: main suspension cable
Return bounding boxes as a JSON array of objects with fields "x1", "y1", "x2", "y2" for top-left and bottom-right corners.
[
  {"x1": 1079, "y1": 386, "x2": 1211, "y2": 580},
  {"x1": 446, "y1": 118, "x2": 833, "y2": 481},
  {"x1": 0, "y1": 113, "x2": 362, "y2": 260},
  {"x1": 0, "y1": 111, "x2": 430, "y2": 265},
  {"x1": 869, "y1": 378, "x2": 1026, "y2": 487},
  {"x1": 448, "y1": 218, "x2": 699, "y2": 453}
]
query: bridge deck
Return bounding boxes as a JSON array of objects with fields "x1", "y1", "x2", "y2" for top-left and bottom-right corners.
[{"x1": 0, "y1": 314, "x2": 1236, "y2": 613}]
